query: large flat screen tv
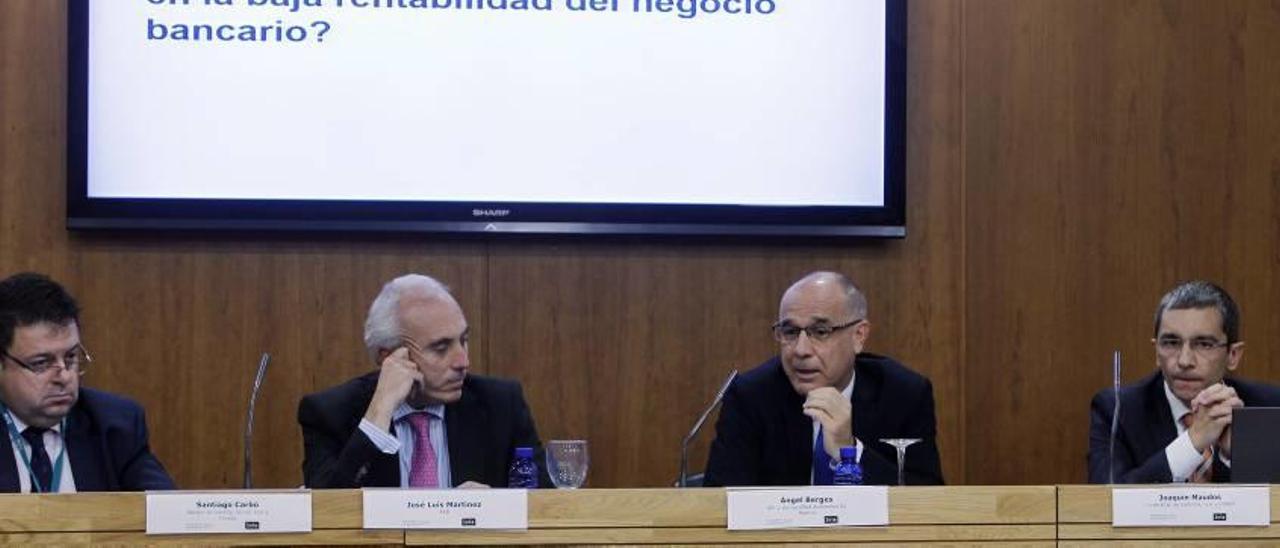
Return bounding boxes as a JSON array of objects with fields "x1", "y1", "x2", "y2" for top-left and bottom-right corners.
[{"x1": 68, "y1": 0, "x2": 906, "y2": 237}]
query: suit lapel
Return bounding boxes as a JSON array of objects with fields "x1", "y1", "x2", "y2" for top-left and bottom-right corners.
[
  {"x1": 783, "y1": 387, "x2": 810, "y2": 484},
  {"x1": 64, "y1": 401, "x2": 107, "y2": 492},
  {"x1": 0, "y1": 420, "x2": 17, "y2": 492},
  {"x1": 446, "y1": 386, "x2": 487, "y2": 486},
  {"x1": 851, "y1": 362, "x2": 883, "y2": 437},
  {"x1": 1141, "y1": 373, "x2": 1177, "y2": 450}
]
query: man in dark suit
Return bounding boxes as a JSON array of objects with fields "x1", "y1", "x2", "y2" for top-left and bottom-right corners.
[
  {"x1": 1088, "y1": 281, "x2": 1280, "y2": 484},
  {"x1": 299, "y1": 274, "x2": 548, "y2": 488},
  {"x1": 703, "y1": 271, "x2": 943, "y2": 487},
  {"x1": 0, "y1": 272, "x2": 174, "y2": 492}
]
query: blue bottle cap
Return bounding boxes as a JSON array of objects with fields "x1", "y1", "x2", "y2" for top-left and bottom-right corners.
[
  {"x1": 515, "y1": 447, "x2": 534, "y2": 458},
  {"x1": 839, "y1": 446, "x2": 856, "y2": 459}
]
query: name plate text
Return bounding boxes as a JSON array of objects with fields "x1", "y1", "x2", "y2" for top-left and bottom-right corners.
[
  {"x1": 145, "y1": 490, "x2": 312, "y2": 535},
  {"x1": 1112, "y1": 486, "x2": 1270, "y2": 527},
  {"x1": 362, "y1": 488, "x2": 528, "y2": 530},
  {"x1": 727, "y1": 486, "x2": 888, "y2": 530}
]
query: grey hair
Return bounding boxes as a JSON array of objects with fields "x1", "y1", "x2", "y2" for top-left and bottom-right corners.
[
  {"x1": 363, "y1": 274, "x2": 452, "y2": 363},
  {"x1": 789, "y1": 271, "x2": 868, "y2": 319},
  {"x1": 1153, "y1": 280, "x2": 1240, "y2": 343}
]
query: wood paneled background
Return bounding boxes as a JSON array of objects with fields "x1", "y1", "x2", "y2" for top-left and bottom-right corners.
[{"x1": 1, "y1": 0, "x2": 1277, "y2": 488}]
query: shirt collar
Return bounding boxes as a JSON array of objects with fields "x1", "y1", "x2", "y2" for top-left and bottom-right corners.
[
  {"x1": 393, "y1": 402, "x2": 445, "y2": 423},
  {"x1": 1162, "y1": 377, "x2": 1192, "y2": 431},
  {"x1": 5, "y1": 409, "x2": 64, "y2": 435},
  {"x1": 840, "y1": 371, "x2": 856, "y2": 400}
]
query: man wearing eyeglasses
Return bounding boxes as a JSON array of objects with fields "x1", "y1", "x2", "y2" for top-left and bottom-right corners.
[
  {"x1": 0, "y1": 272, "x2": 174, "y2": 493},
  {"x1": 1088, "y1": 281, "x2": 1280, "y2": 483},
  {"x1": 703, "y1": 271, "x2": 944, "y2": 486},
  {"x1": 298, "y1": 274, "x2": 549, "y2": 488}
]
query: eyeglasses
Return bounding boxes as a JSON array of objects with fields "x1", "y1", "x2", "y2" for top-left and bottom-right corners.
[
  {"x1": 1, "y1": 344, "x2": 91, "y2": 376},
  {"x1": 1154, "y1": 336, "x2": 1230, "y2": 358},
  {"x1": 771, "y1": 319, "x2": 863, "y2": 345}
]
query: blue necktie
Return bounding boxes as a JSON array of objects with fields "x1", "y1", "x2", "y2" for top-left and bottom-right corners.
[
  {"x1": 812, "y1": 428, "x2": 833, "y2": 485},
  {"x1": 21, "y1": 428, "x2": 53, "y2": 492}
]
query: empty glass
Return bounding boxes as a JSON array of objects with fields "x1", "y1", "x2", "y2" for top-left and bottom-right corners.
[
  {"x1": 545, "y1": 440, "x2": 589, "y2": 489},
  {"x1": 879, "y1": 438, "x2": 921, "y2": 486}
]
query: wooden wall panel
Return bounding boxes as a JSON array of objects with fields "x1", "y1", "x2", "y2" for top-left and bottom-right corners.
[
  {"x1": 6, "y1": 0, "x2": 1277, "y2": 490},
  {"x1": 963, "y1": 0, "x2": 1280, "y2": 484}
]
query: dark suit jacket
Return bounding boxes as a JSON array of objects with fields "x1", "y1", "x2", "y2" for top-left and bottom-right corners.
[
  {"x1": 703, "y1": 353, "x2": 944, "y2": 487},
  {"x1": 298, "y1": 372, "x2": 549, "y2": 488},
  {"x1": 0, "y1": 388, "x2": 175, "y2": 492},
  {"x1": 1088, "y1": 371, "x2": 1280, "y2": 484}
]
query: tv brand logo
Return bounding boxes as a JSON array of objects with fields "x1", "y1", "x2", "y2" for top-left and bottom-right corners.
[
  {"x1": 1213, "y1": 513, "x2": 1228, "y2": 521},
  {"x1": 472, "y1": 209, "x2": 511, "y2": 217}
]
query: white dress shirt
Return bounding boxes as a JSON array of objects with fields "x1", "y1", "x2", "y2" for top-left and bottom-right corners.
[{"x1": 5, "y1": 410, "x2": 76, "y2": 493}]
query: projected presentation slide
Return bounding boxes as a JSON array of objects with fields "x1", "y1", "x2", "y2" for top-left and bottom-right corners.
[{"x1": 88, "y1": 0, "x2": 887, "y2": 207}]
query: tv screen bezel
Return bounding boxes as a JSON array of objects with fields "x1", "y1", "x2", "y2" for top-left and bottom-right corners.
[{"x1": 66, "y1": 0, "x2": 907, "y2": 238}]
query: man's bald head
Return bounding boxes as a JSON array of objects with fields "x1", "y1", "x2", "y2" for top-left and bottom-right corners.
[{"x1": 780, "y1": 271, "x2": 867, "y2": 320}]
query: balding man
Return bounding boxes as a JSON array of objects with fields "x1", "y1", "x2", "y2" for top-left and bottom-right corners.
[
  {"x1": 298, "y1": 274, "x2": 548, "y2": 488},
  {"x1": 703, "y1": 272, "x2": 943, "y2": 486}
]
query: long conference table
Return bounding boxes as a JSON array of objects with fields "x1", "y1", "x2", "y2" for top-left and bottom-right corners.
[{"x1": 0, "y1": 486, "x2": 1275, "y2": 546}]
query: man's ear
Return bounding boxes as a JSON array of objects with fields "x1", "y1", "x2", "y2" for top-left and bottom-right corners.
[
  {"x1": 1227, "y1": 341, "x2": 1245, "y2": 372},
  {"x1": 375, "y1": 348, "x2": 392, "y2": 367}
]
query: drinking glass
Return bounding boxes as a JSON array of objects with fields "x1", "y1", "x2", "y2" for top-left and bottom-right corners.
[
  {"x1": 879, "y1": 438, "x2": 921, "y2": 486},
  {"x1": 545, "y1": 440, "x2": 589, "y2": 489}
]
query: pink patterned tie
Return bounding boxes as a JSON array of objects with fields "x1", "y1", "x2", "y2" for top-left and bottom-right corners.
[{"x1": 406, "y1": 413, "x2": 439, "y2": 488}]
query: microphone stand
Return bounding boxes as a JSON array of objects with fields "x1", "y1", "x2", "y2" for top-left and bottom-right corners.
[
  {"x1": 1109, "y1": 350, "x2": 1121, "y2": 484},
  {"x1": 679, "y1": 370, "x2": 738, "y2": 487},
  {"x1": 244, "y1": 353, "x2": 271, "y2": 489}
]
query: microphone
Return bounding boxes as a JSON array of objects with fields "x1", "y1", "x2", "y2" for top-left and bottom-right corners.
[
  {"x1": 244, "y1": 352, "x2": 271, "y2": 489},
  {"x1": 678, "y1": 370, "x2": 738, "y2": 488},
  {"x1": 1109, "y1": 350, "x2": 1121, "y2": 484}
]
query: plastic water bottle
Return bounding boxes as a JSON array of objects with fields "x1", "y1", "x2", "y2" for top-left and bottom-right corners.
[
  {"x1": 832, "y1": 446, "x2": 863, "y2": 485},
  {"x1": 507, "y1": 447, "x2": 539, "y2": 488}
]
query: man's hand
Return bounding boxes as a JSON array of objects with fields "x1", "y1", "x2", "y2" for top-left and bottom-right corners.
[
  {"x1": 802, "y1": 387, "x2": 855, "y2": 460},
  {"x1": 1187, "y1": 383, "x2": 1243, "y2": 453},
  {"x1": 363, "y1": 347, "x2": 423, "y2": 430}
]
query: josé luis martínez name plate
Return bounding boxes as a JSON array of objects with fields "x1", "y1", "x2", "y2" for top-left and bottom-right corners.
[
  {"x1": 726, "y1": 486, "x2": 889, "y2": 530},
  {"x1": 1112, "y1": 486, "x2": 1271, "y2": 527},
  {"x1": 362, "y1": 488, "x2": 528, "y2": 530},
  {"x1": 145, "y1": 490, "x2": 312, "y2": 535}
]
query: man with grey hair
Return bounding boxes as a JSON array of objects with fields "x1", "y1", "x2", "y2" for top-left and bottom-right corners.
[
  {"x1": 298, "y1": 274, "x2": 548, "y2": 488},
  {"x1": 1088, "y1": 281, "x2": 1280, "y2": 483},
  {"x1": 703, "y1": 271, "x2": 944, "y2": 486}
]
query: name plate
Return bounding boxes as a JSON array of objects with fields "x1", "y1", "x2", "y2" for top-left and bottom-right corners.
[
  {"x1": 1112, "y1": 486, "x2": 1271, "y2": 527},
  {"x1": 726, "y1": 486, "x2": 889, "y2": 530},
  {"x1": 145, "y1": 490, "x2": 312, "y2": 535},
  {"x1": 362, "y1": 488, "x2": 528, "y2": 530}
]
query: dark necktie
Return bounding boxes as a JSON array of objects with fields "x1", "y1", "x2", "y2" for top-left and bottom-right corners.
[
  {"x1": 20, "y1": 427, "x2": 53, "y2": 492},
  {"x1": 812, "y1": 428, "x2": 833, "y2": 485}
]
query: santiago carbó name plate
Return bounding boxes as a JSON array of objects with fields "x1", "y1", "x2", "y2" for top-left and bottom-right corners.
[
  {"x1": 1112, "y1": 485, "x2": 1271, "y2": 527},
  {"x1": 145, "y1": 490, "x2": 312, "y2": 535},
  {"x1": 362, "y1": 488, "x2": 528, "y2": 530},
  {"x1": 726, "y1": 486, "x2": 889, "y2": 530}
]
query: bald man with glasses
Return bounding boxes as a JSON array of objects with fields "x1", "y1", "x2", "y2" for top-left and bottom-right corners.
[{"x1": 703, "y1": 271, "x2": 944, "y2": 487}]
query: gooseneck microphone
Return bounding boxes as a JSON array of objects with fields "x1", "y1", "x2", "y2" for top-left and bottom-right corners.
[
  {"x1": 1109, "y1": 350, "x2": 1121, "y2": 484},
  {"x1": 244, "y1": 352, "x2": 271, "y2": 489},
  {"x1": 678, "y1": 370, "x2": 738, "y2": 488}
]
